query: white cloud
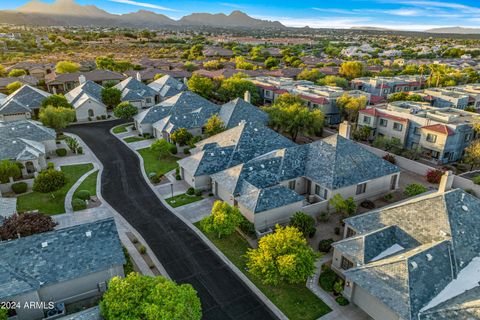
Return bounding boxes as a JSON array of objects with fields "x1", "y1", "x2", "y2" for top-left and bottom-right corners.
[
  {"x1": 218, "y1": 2, "x2": 245, "y2": 9},
  {"x1": 108, "y1": 0, "x2": 179, "y2": 12}
]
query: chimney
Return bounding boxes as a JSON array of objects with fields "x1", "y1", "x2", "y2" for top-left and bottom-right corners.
[
  {"x1": 78, "y1": 75, "x2": 86, "y2": 85},
  {"x1": 438, "y1": 171, "x2": 454, "y2": 193},
  {"x1": 244, "y1": 90, "x2": 251, "y2": 103},
  {"x1": 338, "y1": 121, "x2": 351, "y2": 139},
  {"x1": 136, "y1": 72, "x2": 142, "y2": 82}
]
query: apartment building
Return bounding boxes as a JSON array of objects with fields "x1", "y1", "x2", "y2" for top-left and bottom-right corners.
[
  {"x1": 251, "y1": 76, "x2": 370, "y2": 124},
  {"x1": 351, "y1": 75, "x2": 424, "y2": 98},
  {"x1": 417, "y1": 88, "x2": 470, "y2": 110},
  {"x1": 358, "y1": 101, "x2": 476, "y2": 164}
]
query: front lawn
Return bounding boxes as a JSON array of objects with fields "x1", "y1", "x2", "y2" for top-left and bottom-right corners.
[
  {"x1": 17, "y1": 163, "x2": 94, "y2": 215},
  {"x1": 72, "y1": 170, "x2": 98, "y2": 211},
  {"x1": 137, "y1": 147, "x2": 179, "y2": 177},
  {"x1": 166, "y1": 193, "x2": 203, "y2": 208},
  {"x1": 112, "y1": 123, "x2": 131, "y2": 134},
  {"x1": 194, "y1": 223, "x2": 331, "y2": 320},
  {"x1": 124, "y1": 136, "x2": 147, "y2": 143}
]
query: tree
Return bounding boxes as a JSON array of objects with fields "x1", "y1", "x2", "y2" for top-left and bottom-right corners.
[
  {"x1": 65, "y1": 136, "x2": 80, "y2": 153},
  {"x1": 336, "y1": 94, "x2": 367, "y2": 123},
  {"x1": 0, "y1": 212, "x2": 57, "y2": 241},
  {"x1": 234, "y1": 56, "x2": 254, "y2": 70},
  {"x1": 101, "y1": 87, "x2": 122, "y2": 109},
  {"x1": 246, "y1": 225, "x2": 317, "y2": 285},
  {"x1": 264, "y1": 56, "x2": 279, "y2": 70},
  {"x1": 264, "y1": 93, "x2": 324, "y2": 141},
  {"x1": 388, "y1": 92, "x2": 408, "y2": 102},
  {"x1": 170, "y1": 128, "x2": 193, "y2": 146},
  {"x1": 329, "y1": 194, "x2": 356, "y2": 217},
  {"x1": 297, "y1": 68, "x2": 324, "y2": 82},
  {"x1": 113, "y1": 102, "x2": 138, "y2": 119},
  {"x1": 0, "y1": 64, "x2": 5, "y2": 77},
  {"x1": 218, "y1": 76, "x2": 260, "y2": 104},
  {"x1": 289, "y1": 212, "x2": 316, "y2": 237},
  {"x1": 200, "y1": 201, "x2": 243, "y2": 238},
  {"x1": 153, "y1": 73, "x2": 165, "y2": 81},
  {"x1": 464, "y1": 139, "x2": 480, "y2": 170},
  {"x1": 187, "y1": 74, "x2": 215, "y2": 99},
  {"x1": 6, "y1": 81, "x2": 22, "y2": 94},
  {"x1": 204, "y1": 114, "x2": 226, "y2": 137},
  {"x1": 41, "y1": 94, "x2": 72, "y2": 109},
  {"x1": 150, "y1": 139, "x2": 172, "y2": 159},
  {"x1": 100, "y1": 273, "x2": 202, "y2": 320},
  {"x1": 33, "y1": 168, "x2": 67, "y2": 193},
  {"x1": 39, "y1": 106, "x2": 76, "y2": 131},
  {"x1": 0, "y1": 160, "x2": 21, "y2": 183},
  {"x1": 203, "y1": 60, "x2": 224, "y2": 70},
  {"x1": 55, "y1": 60, "x2": 80, "y2": 74},
  {"x1": 96, "y1": 56, "x2": 133, "y2": 73},
  {"x1": 0, "y1": 308, "x2": 6, "y2": 320},
  {"x1": 339, "y1": 61, "x2": 364, "y2": 79},
  {"x1": 8, "y1": 69, "x2": 26, "y2": 77},
  {"x1": 317, "y1": 75, "x2": 349, "y2": 89}
]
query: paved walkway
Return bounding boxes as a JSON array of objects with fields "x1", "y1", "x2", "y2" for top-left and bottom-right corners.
[
  {"x1": 175, "y1": 197, "x2": 216, "y2": 223},
  {"x1": 64, "y1": 164, "x2": 98, "y2": 213},
  {"x1": 307, "y1": 255, "x2": 371, "y2": 320}
]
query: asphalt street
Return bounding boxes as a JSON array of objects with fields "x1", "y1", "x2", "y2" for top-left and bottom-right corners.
[{"x1": 65, "y1": 121, "x2": 277, "y2": 320}]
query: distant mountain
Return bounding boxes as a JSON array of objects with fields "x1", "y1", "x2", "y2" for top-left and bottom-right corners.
[
  {"x1": 0, "y1": 0, "x2": 285, "y2": 29},
  {"x1": 351, "y1": 26, "x2": 392, "y2": 31},
  {"x1": 425, "y1": 27, "x2": 480, "y2": 34}
]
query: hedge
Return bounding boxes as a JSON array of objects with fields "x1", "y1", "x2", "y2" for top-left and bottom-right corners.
[
  {"x1": 56, "y1": 148, "x2": 67, "y2": 157},
  {"x1": 11, "y1": 182, "x2": 28, "y2": 194},
  {"x1": 72, "y1": 198, "x2": 87, "y2": 211}
]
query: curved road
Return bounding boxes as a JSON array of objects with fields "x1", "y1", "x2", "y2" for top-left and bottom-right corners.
[{"x1": 66, "y1": 121, "x2": 276, "y2": 320}]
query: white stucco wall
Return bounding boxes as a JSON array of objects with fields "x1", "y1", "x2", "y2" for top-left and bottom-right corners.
[
  {"x1": 75, "y1": 99, "x2": 107, "y2": 121},
  {"x1": 351, "y1": 284, "x2": 401, "y2": 320}
]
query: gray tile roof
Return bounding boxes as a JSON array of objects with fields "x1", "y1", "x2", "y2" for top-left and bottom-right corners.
[
  {"x1": 148, "y1": 75, "x2": 187, "y2": 98},
  {"x1": 114, "y1": 77, "x2": 157, "y2": 101},
  {"x1": 237, "y1": 185, "x2": 304, "y2": 213},
  {"x1": 0, "y1": 218, "x2": 125, "y2": 300},
  {"x1": 65, "y1": 80, "x2": 105, "y2": 109},
  {"x1": 178, "y1": 122, "x2": 295, "y2": 177},
  {"x1": 0, "y1": 85, "x2": 50, "y2": 114},
  {"x1": 339, "y1": 189, "x2": 480, "y2": 320},
  {"x1": 419, "y1": 287, "x2": 480, "y2": 320},
  {"x1": 219, "y1": 98, "x2": 269, "y2": 129},
  {"x1": 45, "y1": 70, "x2": 125, "y2": 85}
]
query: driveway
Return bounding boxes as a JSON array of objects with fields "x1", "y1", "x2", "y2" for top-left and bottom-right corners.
[{"x1": 65, "y1": 121, "x2": 277, "y2": 320}]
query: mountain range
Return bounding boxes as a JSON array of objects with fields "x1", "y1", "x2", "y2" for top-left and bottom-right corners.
[
  {"x1": 424, "y1": 27, "x2": 480, "y2": 34},
  {"x1": 0, "y1": 0, "x2": 284, "y2": 29}
]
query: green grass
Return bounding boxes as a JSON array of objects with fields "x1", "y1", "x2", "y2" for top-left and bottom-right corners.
[
  {"x1": 17, "y1": 163, "x2": 94, "y2": 215},
  {"x1": 72, "y1": 170, "x2": 98, "y2": 211},
  {"x1": 124, "y1": 136, "x2": 147, "y2": 143},
  {"x1": 138, "y1": 147, "x2": 179, "y2": 177},
  {"x1": 194, "y1": 223, "x2": 331, "y2": 320},
  {"x1": 166, "y1": 193, "x2": 203, "y2": 208},
  {"x1": 112, "y1": 123, "x2": 131, "y2": 134}
]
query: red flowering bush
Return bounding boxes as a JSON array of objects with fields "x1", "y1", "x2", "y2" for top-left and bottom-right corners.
[{"x1": 425, "y1": 169, "x2": 444, "y2": 184}]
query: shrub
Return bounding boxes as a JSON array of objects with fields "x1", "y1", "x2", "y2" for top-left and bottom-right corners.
[
  {"x1": 33, "y1": 169, "x2": 67, "y2": 193},
  {"x1": 150, "y1": 174, "x2": 162, "y2": 184},
  {"x1": 0, "y1": 212, "x2": 57, "y2": 240},
  {"x1": 72, "y1": 198, "x2": 87, "y2": 211},
  {"x1": 336, "y1": 296, "x2": 350, "y2": 306},
  {"x1": 333, "y1": 278, "x2": 344, "y2": 295},
  {"x1": 55, "y1": 148, "x2": 67, "y2": 157},
  {"x1": 175, "y1": 167, "x2": 179, "y2": 175},
  {"x1": 47, "y1": 162, "x2": 54, "y2": 170},
  {"x1": 425, "y1": 169, "x2": 444, "y2": 184},
  {"x1": 472, "y1": 175, "x2": 480, "y2": 185},
  {"x1": 184, "y1": 147, "x2": 191, "y2": 155},
  {"x1": 317, "y1": 211, "x2": 330, "y2": 222},
  {"x1": 139, "y1": 245, "x2": 147, "y2": 254},
  {"x1": 76, "y1": 190, "x2": 91, "y2": 201},
  {"x1": 77, "y1": 146, "x2": 83, "y2": 154},
  {"x1": 239, "y1": 217, "x2": 256, "y2": 237},
  {"x1": 11, "y1": 182, "x2": 28, "y2": 194},
  {"x1": 318, "y1": 239, "x2": 334, "y2": 253},
  {"x1": 289, "y1": 211, "x2": 316, "y2": 237},
  {"x1": 169, "y1": 144, "x2": 178, "y2": 154},
  {"x1": 175, "y1": 174, "x2": 181, "y2": 180},
  {"x1": 383, "y1": 153, "x2": 396, "y2": 164},
  {"x1": 132, "y1": 237, "x2": 138, "y2": 244},
  {"x1": 186, "y1": 187, "x2": 195, "y2": 195},
  {"x1": 360, "y1": 200, "x2": 375, "y2": 209},
  {"x1": 194, "y1": 189, "x2": 202, "y2": 196},
  {"x1": 208, "y1": 192, "x2": 214, "y2": 197},
  {"x1": 383, "y1": 193, "x2": 394, "y2": 201},
  {"x1": 334, "y1": 227, "x2": 340, "y2": 235},
  {"x1": 319, "y1": 266, "x2": 337, "y2": 292},
  {"x1": 404, "y1": 183, "x2": 428, "y2": 197}
]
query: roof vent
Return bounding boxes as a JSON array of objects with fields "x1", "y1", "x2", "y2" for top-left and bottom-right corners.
[
  {"x1": 261, "y1": 164, "x2": 265, "y2": 168},
  {"x1": 12, "y1": 140, "x2": 16, "y2": 144},
  {"x1": 254, "y1": 128, "x2": 258, "y2": 131},
  {"x1": 462, "y1": 205, "x2": 469, "y2": 212},
  {"x1": 249, "y1": 167, "x2": 253, "y2": 171},
  {"x1": 210, "y1": 153, "x2": 214, "y2": 156},
  {"x1": 410, "y1": 261, "x2": 418, "y2": 270},
  {"x1": 426, "y1": 254, "x2": 433, "y2": 261},
  {"x1": 41, "y1": 241, "x2": 48, "y2": 248},
  {"x1": 86, "y1": 231, "x2": 92, "y2": 237}
]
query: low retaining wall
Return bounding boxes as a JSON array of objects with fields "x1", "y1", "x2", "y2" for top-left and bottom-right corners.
[{"x1": 0, "y1": 178, "x2": 34, "y2": 194}]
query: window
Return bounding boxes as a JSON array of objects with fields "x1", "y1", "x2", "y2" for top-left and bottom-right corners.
[
  {"x1": 393, "y1": 122, "x2": 403, "y2": 131},
  {"x1": 363, "y1": 116, "x2": 371, "y2": 124},
  {"x1": 146, "y1": 97, "x2": 152, "y2": 104},
  {"x1": 88, "y1": 109, "x2": 94, "y2": 117},
  {"x1": 341, "y1": 256, "x2": 354, "y2": 270},
  {"x1": 356, "y1": 182, "x2": 367, "y2": 195},
  {"x1": 413, "y1": 127, "x2": 421, "y2": 135},
  {"x1": 426, "y1": 133, "x2": 437, "y2": 143},
  {"x1": 315, "y1": 185, "x2": 320, "y2": 196},
  {"x1": 288, "y1": 180, "x2": 296, "y2": 190},
  {"x1": 379, "y1": 119, "x2": 388, "y2": 127}
]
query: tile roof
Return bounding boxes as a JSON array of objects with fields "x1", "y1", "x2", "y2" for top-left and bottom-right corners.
[
  {"x1": 360, "y1": 107, "x2": 408, "y2": 123},
  {"x1": 147, "y1": 75, "x2": 187, "y2": 98},
  {"x1": 65, "y1": 80, "x2": 105, "y2": 109},
  {"x1": 0, "y1": 85, "x2": 50, "y2": 114},
  {"x1": 0, "y1": 75, "x2": 39, "y2": 89},
  {"x1": 237, "y1": 185, "x2": 304, "y2": 213},
  {"x1": 114, "y1": 77, "x2": 158, "y2": 101},
  {"x1": 0, "y1": 218, "x2": 125, "y2": 300},
  {"x1": 45, "y1": 70, "x2": 125, "y2": 85},
  {"x1": 421, "y1": 124, "x2": 455, "y2": 136},
  {"x1": 219, "y1": 98, "x2": 269, "y2": 128}
]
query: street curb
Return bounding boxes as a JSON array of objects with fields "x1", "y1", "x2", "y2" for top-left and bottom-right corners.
[{"x1": 112, "y1": 130, "x2": 288, "y2": 320}]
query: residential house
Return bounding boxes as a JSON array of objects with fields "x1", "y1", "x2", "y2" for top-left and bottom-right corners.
[
  {"x1": 178, "y1": 122, "x2": 295, "y2": 191},
  {"x1": 0, "y1": 218, "x2": 125, "y2": 320},
  {"x1": 351, "y1": 76, "x2": 424, "y2": 101},
  {"x1": 124, "y1": 69, "x2": 190, "y2": 83},
  {"x1": 5, "y1": 62, "x2": 54, "y2": 80},
  {"x1": 358, "y1": 101, "x2": 476, "y2": 163},
  {"x1": 0, "y1": 120, "x2": 56, "y2": 176},
  {"x1": 210, "y1": 123, "x2": 400, "y2": 231},
  {"x1": 65, "y1": 77, "x2": 108, "y2": 121},
  {"x1": 332, "y1": 180, "x2": 480, "y2": 320},
  {"x1": 114, "y1": 75, "x2": 158, "y2": 109},
  {"x1": 203, "y1": 46, "x2": 234, "y2": 58},
  {"x1": 418, "y1": 88, "x2": 470, "y2": 110},
  {"x1": 0, "y1": 85, "x2": 51, "y2": 121},
  {"x1": 0, "y1": 75, "x2": 39, "y2": 93},
  {"x1": 45, "y1": 70, "x2": 125, "y2": 93},
  {"x1": 147, "y1": 75, "x2": 188, "y2": 101}
]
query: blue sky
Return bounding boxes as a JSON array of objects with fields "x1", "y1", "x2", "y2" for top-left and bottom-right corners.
[{"x1": 6, "y1": 0, "x2": 480, "y2": 30}]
